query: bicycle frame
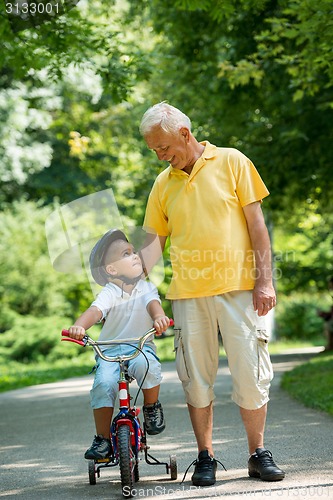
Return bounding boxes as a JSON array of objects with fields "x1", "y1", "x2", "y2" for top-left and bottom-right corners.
[
  {"x1": 110, "y1": 357, "x2": 143, "y2": 461},
  {"x1": 61, "y1": 323, "x2": 177, "y2": 496},
  {"x1": 61, "y1": 327, "x2": 156, "y2": 454}
]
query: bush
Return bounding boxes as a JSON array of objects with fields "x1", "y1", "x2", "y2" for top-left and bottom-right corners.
[
  {"x1": 275, "y1": 294, "x2": 325, "y2": 341},
  {"x1": 0, "y1": 201, "x2": 69, "y2": 317},
  {"x1": 0, "y1": 199, "x2": 94, "y2": 327},
  {"x1": 0, "y1": 313, "x2": 104, "y2": 365},
  {"x1": 0, "y1": 306, "x2": 19, "y2": 333},
  {"x1": 0, "y1": 315, "x2": 82, "y2": 363}
]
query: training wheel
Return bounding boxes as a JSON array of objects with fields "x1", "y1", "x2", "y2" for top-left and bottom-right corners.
[
  {"x1": 169, "y1": 455, "x2": 177, "y2": 480},
  {"x1": 88, "y1": 460, "x2": 96, "y2": 485}
]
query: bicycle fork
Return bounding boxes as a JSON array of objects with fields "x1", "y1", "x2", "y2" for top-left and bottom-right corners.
[{"x1": 112, "y1": 363, "x2": 142, "y2": 455}]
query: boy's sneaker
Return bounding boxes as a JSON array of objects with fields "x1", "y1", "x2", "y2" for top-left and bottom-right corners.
[
  {"x1": 248, "y1": 448, "x2": 285, "y2": 481},
  {"x1": 191, "y1": 450, "x2": 217, "y2": 486},
  {"x1": 143, "y1": 400, "x2": 165, "y2": 435},
  {"x1": 84, "y1": 434, "x2": 112, "y2": 460}
]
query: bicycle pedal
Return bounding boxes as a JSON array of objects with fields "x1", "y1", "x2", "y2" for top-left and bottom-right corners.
[{"x1": 95, "y1": 458, "x2": 112, "y2": 463}]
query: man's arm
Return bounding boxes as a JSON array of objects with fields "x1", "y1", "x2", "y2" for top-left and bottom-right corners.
[
  {"x1": 139, "y1": 233, "x2": 167, "y2": 275},
  {"x1": 243, "y1": 201, "x2": 276, "y2": 317}
]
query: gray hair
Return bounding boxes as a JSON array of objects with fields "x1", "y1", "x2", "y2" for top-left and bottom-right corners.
[{"x1": 139, "y1": 102, "x2": 191, "y2": 137}]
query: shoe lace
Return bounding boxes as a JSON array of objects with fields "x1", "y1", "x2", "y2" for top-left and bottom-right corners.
[
  {"x1": 257, "y1": 450, "x2": 277, "y2": 467},
  {"x1": 145, "y1": 404, "x2": 163, "y2": 424},
  {"x1": 180, "y1": 455, "x2": 227, "y2": 484},
  {"x1": 92, "y1": 435, "x2": 106, "y2": 449}
]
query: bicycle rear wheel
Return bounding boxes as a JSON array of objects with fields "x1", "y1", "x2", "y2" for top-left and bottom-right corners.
[{"x1": 118, "y1": 424, "x2": 136, "y2": 497}]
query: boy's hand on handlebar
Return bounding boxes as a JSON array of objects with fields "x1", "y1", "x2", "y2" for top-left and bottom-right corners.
[
  {"x1": 153, "y1": 316, "x2": 171, "y2": 336},
  {"x1": 68, "y1": 325, "x2": 86, "y2": 340}
]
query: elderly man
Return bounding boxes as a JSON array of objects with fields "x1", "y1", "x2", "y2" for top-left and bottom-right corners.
[{"x1": 139, "y1": 102, "x2": 285, "y2": 486}]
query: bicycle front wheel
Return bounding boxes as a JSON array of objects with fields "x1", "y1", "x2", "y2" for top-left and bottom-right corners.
[{"x1": 118, "y1": 424, "x2": 136, "y2": 497}]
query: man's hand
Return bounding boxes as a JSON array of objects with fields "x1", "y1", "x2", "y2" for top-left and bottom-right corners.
[{"x1": 253, "y1": 283, "x2": 276, "y2": 317}]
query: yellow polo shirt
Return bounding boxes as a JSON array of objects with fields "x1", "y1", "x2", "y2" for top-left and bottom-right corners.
[{"x1": 143, "y1": 142, "x2": 269, "y2": 299}]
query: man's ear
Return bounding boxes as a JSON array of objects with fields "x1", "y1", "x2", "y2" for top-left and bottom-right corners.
[
  {"x1": 105, "y1": 264, "x2": 117, "y2": 277},
  {"x1": 179, "y1": 127, "x2": 190, "y2": 142}
]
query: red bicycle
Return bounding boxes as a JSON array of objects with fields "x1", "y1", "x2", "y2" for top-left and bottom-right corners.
[{"x1": 61, "y1": 325, "x2": 177, "y2": 498}]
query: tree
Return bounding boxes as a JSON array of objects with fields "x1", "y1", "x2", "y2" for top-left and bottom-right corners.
[
  {"x1": 0, "y1": 0, "x2": 152, "y2": 205},
  {"x1": 0, "y1": 81, "x2": 53, "y2": 204},
  {"x1": 129, "y1": 0, "x2": 333, "y2": 215},
  {"x1": 0, "y1": 1, "x2": 150, "y2": 99}
]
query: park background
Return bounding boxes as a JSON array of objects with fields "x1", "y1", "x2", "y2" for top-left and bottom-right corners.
[{"x1": 0, "y1": 0, "x2": 332, "y2": 414}]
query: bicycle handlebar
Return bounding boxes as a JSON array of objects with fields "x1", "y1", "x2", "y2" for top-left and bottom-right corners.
[{"x1": 61, "y1": 319, "x2": 174, "y2": 363}]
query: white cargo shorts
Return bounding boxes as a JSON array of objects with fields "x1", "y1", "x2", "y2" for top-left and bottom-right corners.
[{"x1": 172, "y1": 290, "x2": 274, "y2": 410}]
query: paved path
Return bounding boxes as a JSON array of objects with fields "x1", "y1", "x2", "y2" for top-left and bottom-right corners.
[{"x1": 0, "y1": 349, "x2": 332, "y2": 499}]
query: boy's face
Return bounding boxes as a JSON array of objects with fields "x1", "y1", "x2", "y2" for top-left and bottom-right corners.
[{"x1": 104, "y1": 240, "x2": 143, "y2": 280}]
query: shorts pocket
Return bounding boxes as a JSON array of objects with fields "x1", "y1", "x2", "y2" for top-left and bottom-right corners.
[
  {"x1": 256, "y1": 329, "x2": 273, "y2": 383},
  {"x1": 173, "y1": 328, "x2": 190, "y2": 382}
]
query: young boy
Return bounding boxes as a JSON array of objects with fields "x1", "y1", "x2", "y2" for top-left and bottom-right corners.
[{"x1": 68, "y1": 228, "x2": 170, "y2": 460}]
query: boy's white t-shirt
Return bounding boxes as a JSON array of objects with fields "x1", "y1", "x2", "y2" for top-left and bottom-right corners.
[{"x1": 91, "y1": 279, "x2": 160, "y2": 350}]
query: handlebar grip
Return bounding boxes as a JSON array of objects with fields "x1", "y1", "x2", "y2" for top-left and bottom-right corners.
[
  {"x1": 61, "y1": 337, "x2": 86, "y2": 346},
  {"x1": 61, "y1": 329, "x2": 86, "y2": 346}
]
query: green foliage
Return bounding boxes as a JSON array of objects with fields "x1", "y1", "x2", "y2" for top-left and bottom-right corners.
[
  {"x1": 281, "y1": 352, "x2": 333, "y2": 415},
  {"x1": 275, "y1": 295, "x2": 325, "y2": 341},
  {"x1": 0, "y1": 313, "x2": 102, "y2": 364},
  {"x1": 273, "y1": 201, "x2": 333, "y2": 294},
  {"x1": 0, "y1": 307, "x2": 19, "y2": 333},
  {"x1": 2, "y1": 0, "x2": 332, "y2": 218},
  {"x1": 154, "y1": 335, "x2": 175, "y2": 362},
  {"x1": 130, "y1": 0, "x2": 333, "y2": 215},
  {"x1": 0, "y1": 82, "x2": 53, "y2": 197},
  {"x1": 0, "y1": 315, "x2": 71, "y2": 363},
  {"x1": 0, "y1": 199, "x2": 95, "y2": 328},
  {"x1": 174, "y1": 0, "x2": 333, "y2": 103},
  {"x1": 0, "y1": 200, "x2": 76, "y2": 318},
  {"x1": 0, "y1": 1, "x2": 149, "y2": 100},
  {"x1": 0, "y1": 1, "x2": 153, "y2": 205},
  {"x1": 254, "y1": 0, "x2": 333, "y2": 102}
]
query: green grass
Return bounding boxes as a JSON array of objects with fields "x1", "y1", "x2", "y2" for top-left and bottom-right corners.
[
  {"x1": 267, "y1": 338, "x2": 325, "y2": 354},
  {"x1": 281, "y1": 351, "x2": 333, "y2": 416},
  {"x1": 0, "y1": 355, "x2": 95, "y2": 392}
]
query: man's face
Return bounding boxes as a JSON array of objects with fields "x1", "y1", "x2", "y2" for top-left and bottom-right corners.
[{"x1": 144, "y1": 126, "x2": 190, "y2": 171}]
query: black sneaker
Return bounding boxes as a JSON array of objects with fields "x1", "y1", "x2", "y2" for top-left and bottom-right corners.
[
  {"x1": 143, "y1": 400, "x2": 165, "y2": 435},
  {"x1": 248, "y1": 448, "x2": 285, "y2": 481},
  {"x1": 191, "y1": 450, "x2": 217, "y2": 486},
  {"x1": 84, "y1": 434, "x2": 112, "y2": 460}
]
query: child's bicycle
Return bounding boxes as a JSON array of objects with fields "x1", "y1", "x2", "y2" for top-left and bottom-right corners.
[{"x1": 61, "y1": 324, "x2": 177, "y2": 498}]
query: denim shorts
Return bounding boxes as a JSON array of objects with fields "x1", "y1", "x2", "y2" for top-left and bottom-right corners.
[
  {"x1": 90, "y1": 344, "x2": 162, "y2": 409},
  {"x1": 172, "y1": 291, "x2": 274, "y2": 410}
]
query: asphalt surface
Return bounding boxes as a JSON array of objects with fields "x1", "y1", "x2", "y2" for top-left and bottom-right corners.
[{"x1": 0, "y1": 348, "x2": 332, "y2": 500}]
